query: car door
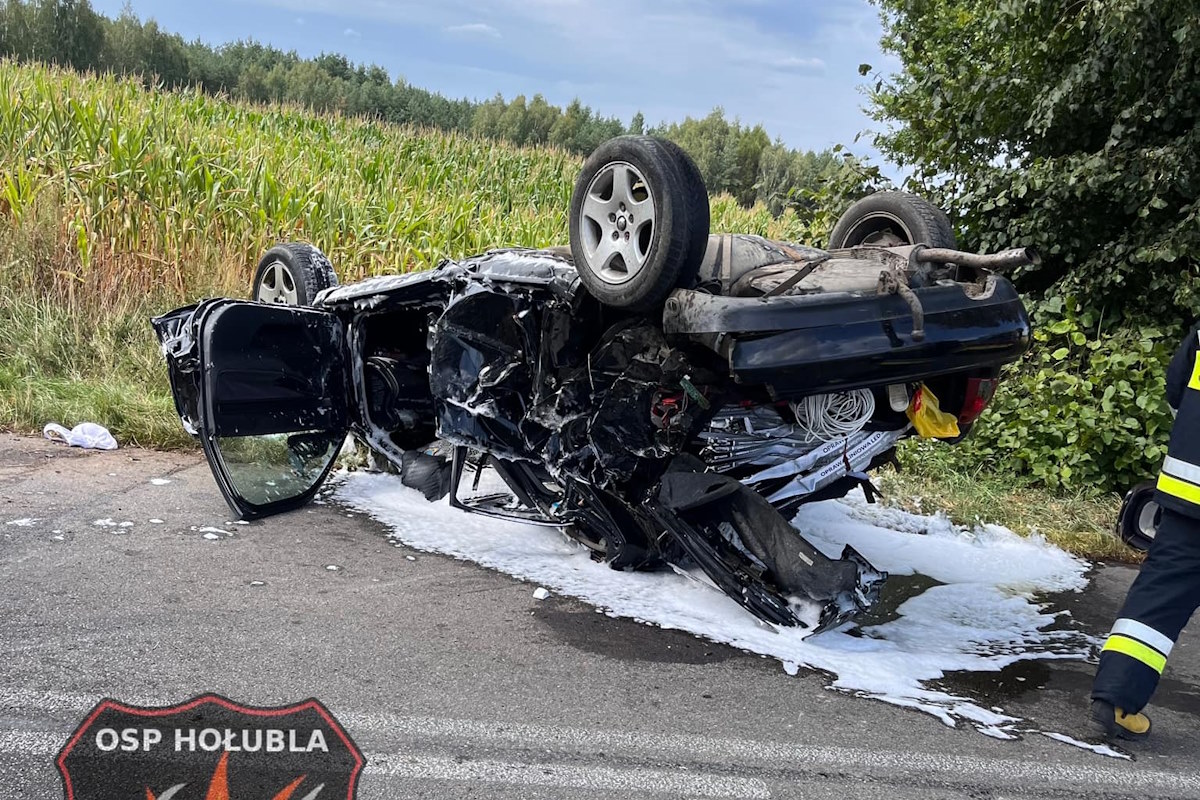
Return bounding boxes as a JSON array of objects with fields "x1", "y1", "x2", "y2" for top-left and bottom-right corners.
[{"x1": 155, "y1": 299, "x2": 352, "y2": 519}]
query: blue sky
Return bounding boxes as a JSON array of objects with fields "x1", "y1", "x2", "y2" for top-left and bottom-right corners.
[{"x1": 92, "y1": 0, "x2": 898, "y2": 163}]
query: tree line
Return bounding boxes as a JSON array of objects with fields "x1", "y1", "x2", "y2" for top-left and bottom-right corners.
[{"x1": 0, "y1": 0, "x2": 851, "y2": 213}]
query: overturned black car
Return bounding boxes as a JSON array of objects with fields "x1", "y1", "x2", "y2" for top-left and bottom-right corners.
[{"x1": 154, "y1": 136, "x2": 1034, "y2": 633}]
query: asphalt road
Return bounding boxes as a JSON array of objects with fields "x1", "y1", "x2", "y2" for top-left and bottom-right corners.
[{"x1": 2, "y1": 434, "x2": 1200, "y2": 799}]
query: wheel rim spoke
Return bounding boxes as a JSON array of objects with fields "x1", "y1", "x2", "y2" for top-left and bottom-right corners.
[
  {"x1": 582, "y1": 193, "x2": 611, "y2": 227},
  {"x1": 591, "y1": 237, "x2": 624, "y2": 280},
  {"x1": 610, "y1": 166, "x2": 633, "y2": 208},
  {"x1": 256, "y1": 261, "x2": 299, "y2": 305}
]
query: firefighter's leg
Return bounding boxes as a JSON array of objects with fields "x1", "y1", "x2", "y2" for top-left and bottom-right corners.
[{"x1": 1091, "y1": 507, "x2": 1200, "y2": 729}]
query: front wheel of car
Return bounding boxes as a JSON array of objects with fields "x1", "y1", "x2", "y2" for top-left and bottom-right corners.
[
  {"x1": 1116, "y1": 480, "x2": 1160, "y2": 553},
  {"x1": 829, "y1": 191, "x2": 957, "y2": 249},
  {"x1": 252, "y1": 242, "x2": 338, "y2": 306},
  {"x1": 569, "y1": 136, "x2": 709, "y2": 311}
]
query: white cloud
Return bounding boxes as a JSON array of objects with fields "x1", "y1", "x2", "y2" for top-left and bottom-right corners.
[
  {"x1": 343, "y1": 27, "x2": 361, "y2": 38},
  {"x1": 445, "y1": 22, "x2": 501, "y2": 38},
  {"x1": 771, "y1": 56, "x2": 827, "y2": 74},
  {"x1": 295, "y1": 16, "x2": 305, "y2": 25}
]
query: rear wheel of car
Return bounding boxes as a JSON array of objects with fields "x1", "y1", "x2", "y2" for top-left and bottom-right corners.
[
  {"x1": 829, "y1": 191, "x2": 957, "y2": 249},
  {"x1": 1117, "y1": 480, "x2": 1160, "y2": 553},
  {"x1": 569, "y1": 136, "x2": 709, "y2": 311},
  {"x1": 252, "y1": 242, "x2": 338, "y2": 306}
]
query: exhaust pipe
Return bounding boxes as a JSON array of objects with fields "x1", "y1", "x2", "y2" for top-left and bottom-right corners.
[{"x1": 914, "y1": 246, "x2": 1041, "y2": 270}]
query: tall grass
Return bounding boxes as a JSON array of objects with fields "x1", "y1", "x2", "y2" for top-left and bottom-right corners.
[{"x1": 0, "y1": 60, "x2": 810, "y2": 446}]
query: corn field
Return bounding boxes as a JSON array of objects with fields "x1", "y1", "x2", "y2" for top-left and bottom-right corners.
[
  {"x1": 0, "y1": 60, "x2": 810, "y2": 446},
  {"x1": 0, "y1": 60, "x2": 809, "y2": 307}
]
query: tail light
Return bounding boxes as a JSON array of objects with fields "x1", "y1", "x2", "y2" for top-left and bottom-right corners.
[{"x1": 958, "y1": 377, "x2": 998, "y2": 424}]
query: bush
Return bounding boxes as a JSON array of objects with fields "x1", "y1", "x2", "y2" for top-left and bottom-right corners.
[{"x1": 933, "y1": 297, "x2": 1179, "y2": 491}]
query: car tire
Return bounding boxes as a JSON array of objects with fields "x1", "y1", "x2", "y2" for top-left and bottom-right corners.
[
  {"x1": 654, "y1": 138, "x2": 711, "y2": 289},
  {"x1": 569, "y1": 136, "x2": 708, "y2": 311},
  {"x1": 252, "y1": 242, "x2": 338, "y2": 306},
  {"x1": 1117, "y1": 480, "x2": 1160, "y2": 553},
  {"x1": 829, "y1": 191, "x2": 957, "y2": 249}
]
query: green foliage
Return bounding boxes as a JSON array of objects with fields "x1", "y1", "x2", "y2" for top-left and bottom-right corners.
[
  {"x1": 0, "y1": 0, "x2": 105, "y2": 71},
  {"x1": 652, "y1": 111, "x2": 870, "y2": 214},
  {"x1": 870, "y1": 0, "x2": 1198, "y2": 490},
  {"x1": 789, "y1": 151, "x2": 887, "y2": 244},
  {"x1": 935, "y1": 298, "x2": 1177, "y2": 491},
  {"x1": 870, "y1": 0, "x2": 1199, "y2": 322}
]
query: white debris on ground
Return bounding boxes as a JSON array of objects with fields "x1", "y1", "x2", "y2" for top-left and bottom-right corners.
[
  {"x1": 93, "y1": 519, "x2": 133, "y2": 528},
  {"x1": 202, "y1": 532, "x2": 221, "y2": 541},
  {"x1": 326, "y1": 564, "x2": 341, "y2": 571},
  {"x1": 5, "y1": 518, "x2": 40, "y2": 527},
  {"x1": 149, "y1": 519, "x2": 164, "y2": 524},
  {"x1": 149, "y1": 478, "x2": 172, "y2": 486},
  {"x1": 335, "y1": 472, "x2": 1098, "y2": 745},
  {"x1": 533, "y1": 587, "x2": 551, "y2": 600},
  {"x1": 196, "y1": 526, "x2": 233, "y2": 536}
]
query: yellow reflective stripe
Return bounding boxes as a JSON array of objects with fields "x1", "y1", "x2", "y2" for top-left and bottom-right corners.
[
  {"x1": 1190, "y1": 352, "x2": 1200, "y2": 391},
  {"x1": 1157, "y1": 472, "x2": 1200, "y2": 507},
  {"x1": 1110, "y1": 618, "x2": 1173, "y2": 657},
  {"x1": 1103, "y1": 634, "x2": 1167, "y2": 673},
  {"x1": 1163, "y1": 455, "x2": 1200, "y2": 486}
]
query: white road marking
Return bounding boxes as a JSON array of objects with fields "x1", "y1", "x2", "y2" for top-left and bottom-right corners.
[
  {"x1": 2, "y1": 687, "x2": 1199, "y2": 794},
  {"x1": 0, "y1": 730, "x2": 767, "y2": 799},
  {"x1": 364, "y1": 753, "x2": 768, "y2": 798}
]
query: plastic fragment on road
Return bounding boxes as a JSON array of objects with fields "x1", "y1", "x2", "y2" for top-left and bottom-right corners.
[
  {"x1": 533, "y1": 587, "x2": 550, "y2": 600},
  {"x1": 43, "y1": 422, "x2": 118, "y2": 450}
]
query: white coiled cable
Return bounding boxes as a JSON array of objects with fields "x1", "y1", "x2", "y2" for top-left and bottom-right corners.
[{"x1": 790, "y1": 388, "x2": 876, "y2": 443}]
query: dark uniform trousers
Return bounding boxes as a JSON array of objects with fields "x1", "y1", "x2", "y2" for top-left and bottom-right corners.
[{"x1": 1092, "y1": 323, "x2": 1200, "y2": 712}]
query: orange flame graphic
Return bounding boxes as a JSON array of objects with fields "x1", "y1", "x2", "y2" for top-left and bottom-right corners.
[{"x1": 146, "y1": 752, "x2": 311, "y2": 800}]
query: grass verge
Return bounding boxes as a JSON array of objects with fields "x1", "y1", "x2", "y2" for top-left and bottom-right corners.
[{"x1": 880, "y1": 439, "x2": 1137, "y2": 563}]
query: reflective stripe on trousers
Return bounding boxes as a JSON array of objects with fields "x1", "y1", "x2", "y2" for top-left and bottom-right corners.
[{"x1": 1100, "y1": 618, "x2": 1173, "y2": 673}]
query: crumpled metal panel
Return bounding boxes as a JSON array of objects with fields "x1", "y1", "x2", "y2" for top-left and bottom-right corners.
[
  {"x1": 316, "y1": 248, "x2": 581, "y2": 311},
  {"x1": 428, "y1": 266, "x2": 719, "y2": 490}
]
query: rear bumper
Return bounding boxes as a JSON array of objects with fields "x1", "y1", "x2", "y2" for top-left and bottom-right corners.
[{"x1": 663, "y1": 277, "x2": 1031, "y2": 397}]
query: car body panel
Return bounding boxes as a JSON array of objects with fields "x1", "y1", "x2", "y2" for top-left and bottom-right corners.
[
  {"x1": 663, "y1": 278, "x2": 1030, "y2": 397},
  {"x1": 154, "y1": 300, "x2": 351, "y2": 519}
]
